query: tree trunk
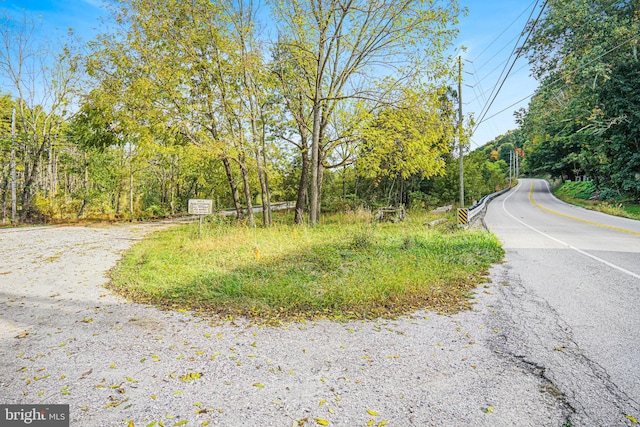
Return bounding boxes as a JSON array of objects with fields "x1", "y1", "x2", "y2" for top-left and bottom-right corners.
[
  {"x1": 77, "y1": 152, "x2": 89, "y2": 219},
  {"x1": 295, "y1": 146, "x2": 310, "y2": 225},
  {"x1": 309, "y1": 29, "x2": 327, "y2": 225},
  {"x1": 255, "y1": 147, "x2": 270, "y2": 226},
  {"x1": 317, "y1": 156, "x2": 325, "y2": 219},
  {"x1": 238, "y1": 153, "x2": 254, "y2": 226},
  {"x1": 261, "y1": 139, "x2": 272, "y2": 225},
  {"x1": 310, "y1": 100, "x2": 321, "y2": 224},
  {"x1": 129, "y1": 144, "x2": 134, "y2": 220},
  {"x1": 20, "y1": 136, "x2": 47, "y2": 222},
  {"x1": 222, "y1": 156, "x2": 243, "y2": 219},
  {"x1": 10, "y1": 107, "x2": 17, "y2": 223}
]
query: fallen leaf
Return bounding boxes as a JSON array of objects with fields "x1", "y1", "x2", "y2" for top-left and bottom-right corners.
[
  {"x1": 174, "y1": 420, "x2": 188, "y2": 426},
  {"x1": 626, "y1": 415, "x2": 638, "y2": 424},
  {"x1": 182, "y1": 372, "x2": 202, "y2": 382},
  {"x1": 482, "y1": 406, "x2": 494, "y2": 414},
  {"x1": 377, "y1": 422, "x2": 387, "y2": 427},
  {"x1": 366, "y1": 409, "x2": 378, "y2": 416},
  {"x1": 15, "y1": 332, "x2": 29, "y2": 339},
  {"x1": 253, "y1": 383, "x2": 264, "y2": 388},
  {"x1": 314, "y1": 418, "x2": 329, "y2": 426}
]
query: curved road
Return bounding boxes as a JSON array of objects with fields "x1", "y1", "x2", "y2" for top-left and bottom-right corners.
[{"x1": 484, "y1": 178, "x2": 640, "y2": 425}]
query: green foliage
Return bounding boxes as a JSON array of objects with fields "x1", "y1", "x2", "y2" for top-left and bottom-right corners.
[
  {"x1": 556, "y1": 181, "x2": 596, "y2": 200},
  {"x1": 554, "y1": 181, "x2": 640, "y2": 220},
  {"x1": 520, "y1": 0, "x2": 640, "y2": 201},
  {"x1": 356, "y1": 85, "x2": 455, "y2": 181},
  {"x1": 0, "y1": 1, "x2": 478, "y2": 225},
  {"x1": 109, "y1": 212, "x2": 504, "y2": 321}
]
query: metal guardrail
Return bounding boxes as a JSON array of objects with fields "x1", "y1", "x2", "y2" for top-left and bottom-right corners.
[{"x1": 467, "y1": 186, "x2": 512, "y2": 223}]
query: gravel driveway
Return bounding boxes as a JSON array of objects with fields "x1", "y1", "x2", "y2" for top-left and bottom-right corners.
[{"x1": 0, "y1": 222, "x2": 568, "y2": 426}]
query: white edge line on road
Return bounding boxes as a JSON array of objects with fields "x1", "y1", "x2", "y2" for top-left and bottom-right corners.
[{"x1": 501, "y1": 182, "x2": 640, "y2": 281}]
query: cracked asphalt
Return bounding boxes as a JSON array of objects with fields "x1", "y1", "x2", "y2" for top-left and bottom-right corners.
[{"x1": 484, "y1": 179, "x2": 640, "y2": 426}]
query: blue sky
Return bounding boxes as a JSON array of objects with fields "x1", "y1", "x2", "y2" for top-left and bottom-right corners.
[
  {"x1": 2, "y1": 0, "x2": 540, "y2": 148},
  {"x1": 457, "y1": 1, "x2": 540, "y2": 148}
]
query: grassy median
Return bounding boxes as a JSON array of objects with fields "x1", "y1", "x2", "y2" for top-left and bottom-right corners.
[{"x1": 108, "y1": 210, "x2": 503, "y2": 322}]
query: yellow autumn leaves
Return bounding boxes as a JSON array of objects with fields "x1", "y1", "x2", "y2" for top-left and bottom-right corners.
[{"x1": 298, "y1": 408, "x2": 386, "y2": 426}]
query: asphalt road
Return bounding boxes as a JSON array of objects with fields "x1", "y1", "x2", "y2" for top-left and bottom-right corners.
[{"x1": 484, "y1": 178, "x2": 640, "y2": 426}]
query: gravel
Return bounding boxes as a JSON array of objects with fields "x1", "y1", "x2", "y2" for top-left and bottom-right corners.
[{"x1": 0, "y1": 222, "x2": 569, "y2": 426}]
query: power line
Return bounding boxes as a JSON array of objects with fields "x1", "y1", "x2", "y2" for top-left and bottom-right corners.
[
  {"x1": 471, "y1": 0, "x2": 537, "y2": 63},
  {"x1": 473, "y1": 0, "x2": 548, "y2": 132},
  {"x1": 474, "y1": 32, "x2": 520, "y2": 75},
  {"x1": 477, "y1": 32, "x2": 640, "y2": 124},
  {"x1": 467, "y1": 60, "x2": 531, "y2": 105}
]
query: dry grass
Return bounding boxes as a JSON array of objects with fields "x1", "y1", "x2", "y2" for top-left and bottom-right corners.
[{"x1": 108, "y1": 211, "x2": 504, "y2": 323}]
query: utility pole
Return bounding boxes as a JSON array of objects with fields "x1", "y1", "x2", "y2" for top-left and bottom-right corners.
[
  {"x1": 11, "y1": 106, "x2": 17, "y2": 223},
  {"x1": 458, "y1": 55, "x2": 464, "y2": 207},
  {"x1": 509, "y1": 150, "x2": 513, "y2": 187}
]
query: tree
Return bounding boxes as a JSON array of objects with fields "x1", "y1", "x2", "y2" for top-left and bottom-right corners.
[
  {"x1": 0, "y1": 94, "x2": 15, "y2": 223},
  {"x1": 0, "y1": 10, "x2": 82, "y2": 221},
  {"x1": 271, "y1": 0, "x2": 462, "y2": 223},
  {"x1": 88, "y1": 0, "x2": 269, "y2": 224},
  {"x1": 521, "y1": 0, "x2": 640, "y2": 200},
  {"x1": 355, "y1": 84, "x2": 455, "y2": 205}
]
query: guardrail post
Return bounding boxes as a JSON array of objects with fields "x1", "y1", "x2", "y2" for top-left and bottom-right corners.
[{"x1": 458, "y1": 208, "x2": 469, "y2": 227}]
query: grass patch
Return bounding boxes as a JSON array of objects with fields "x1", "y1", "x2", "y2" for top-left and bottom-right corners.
[
  {"x1": 108, "y1": 211, "x2": 504, "y2": 322},
  {"x1": 555, "y1": 181, "x2": 596, "y2": 200},
  {"x1": 554, "y1": 182, "x2": 640, "y2": 220}
]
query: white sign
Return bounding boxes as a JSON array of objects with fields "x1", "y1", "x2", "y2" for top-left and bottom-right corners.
[{"x1": 188, "y1": 199, "x2": 213, "y2": 215}]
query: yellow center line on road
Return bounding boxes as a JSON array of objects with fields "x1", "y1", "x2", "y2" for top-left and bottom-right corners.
[{"x1": 528, "y1": 182, "x2": 640, "y2": 237}]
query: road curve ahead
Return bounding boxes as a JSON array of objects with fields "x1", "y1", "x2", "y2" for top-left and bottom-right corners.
[{"x1": 484, "y1": 178, "x2": 640, "y2": 426}]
